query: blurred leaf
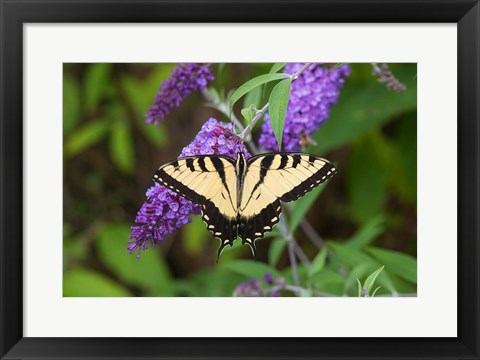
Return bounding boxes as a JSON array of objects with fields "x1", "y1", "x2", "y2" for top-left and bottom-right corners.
[
  {"x1": 229, "y1": 72, "x2": 289, "y2": 114},
  {"x1": 268, "y1": 238, "x2": 286, "y2": 266},
  {"x1": 393, "y1": 112, "x2": 417, "y2": 202},
  {"x1": 243, "y1": 86, "x2": 263, "y2": 110},
  {"x1": 121, "y1": 65, "x2": 174, "y2": 117},
  {"x1": 346, "y1": 215, "x2": 386, "y2": 249},
  {"x1": 366, "y1": 247, "x2": 417, "y2": 284},
  {"x1": 269, "y1": 63, "x2": 287, "y2": 74},
  {"x1": 96, "y1": 224, "x2": 174, "y2": 296},
  {"x1": 63, "y1": 74, "x2": 81, "y2": 134},
  {"x1": 183, "y1": 215, "x2": 208, "y2": 255},
  {"x1": 356, "y1": 278, "x2": 362, "y2": 297},
  {"x1": 64, "y1": 269, "x2": 131, "y2": 297},
  {"x1": 385, "y1": 272, "x2": 415, "y2": 295},
  {"x1": 376, "y1": 271, "x2": 398, "y2": 296},
  {"x1": 343, "y1": 262, "x2": 373, "y2": 296},
  {"x1": 308, "y1": 268, "x2": 345, "y2": 288},
  {"x1": 269, "y1": 79, "x2": 292, "y2": 150},
  {"x1": 363, "y1": 265, "x2": 384, "y2": 294},
  {"x1": 289, "y1": 184, "x2": 326, "y2": 232},
  {"x1": 188, "y1": 268, "x2": 245, "y2": 297},
  {"x1": 222, "y1": 260, "x2": 280, "y2": 279},
  {"x1": 64, "y1": 120, "x2": 110, "y2": 158},
  {"x1": 308, "y1": 247, "x2": 328, "y2": 278},
  {"x1": 140, "y1": 122, "x2": 169, "y2": 147},
  {"x1": 346, "y1": 134, "x2": 387, "y2": 223},
  {"x1": 313, "y1": 64, "x2": 417, "y2": 153},
  {"x1": 371, "y1": 286, "x2": 382, "y2": 297},
  {"x1": 327, "y1": 242, "x2": 376, "y2": 268},
  {"x1": 84, "y1": 63, "x2": 112, "y2": 113},
  {"x1": 109, "y1": 120, "x2": 135, "y2": 174}
]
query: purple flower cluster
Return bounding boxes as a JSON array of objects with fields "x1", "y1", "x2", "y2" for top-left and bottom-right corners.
[
  {"x1": 145, "y1": 63, "x2": 214, "y2": 125},
  {"x1": 129, "y1": 118, "x2": 250, "y2": 258},
  {"x1": 259, "y1": 63, "x2": 350, "y2": 152},
  {"x1": 233, "y1": 273, "x2": 286, "y2": 297}
]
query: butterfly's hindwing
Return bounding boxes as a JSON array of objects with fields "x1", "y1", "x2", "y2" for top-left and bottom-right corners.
[{"x1": 238, "y1": 199, "x2": 282, "y2": 257}]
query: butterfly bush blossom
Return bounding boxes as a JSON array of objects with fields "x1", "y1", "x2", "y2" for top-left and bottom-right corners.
[
  {"x1": 129, "y1": 118, "x2": 250, "y2": 258},
  {"x1": 233, "y1": 273, "x2": 286, "y2": 297},
  {"x1": 145, "y1": 63, "x2": 214, "y2": 125},
  {"x1": 259, "y1": 63, "x2": 351, "y2": 152}
]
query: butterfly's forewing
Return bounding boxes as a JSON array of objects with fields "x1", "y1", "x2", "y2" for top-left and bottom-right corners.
[
  {"x1": 238, "y1": 153, "x2": 337, "y2": 254},
  {"x1": 248, "y1": 153, "x2": 337, "y2": 202},
  {"x1": 154, "y1": 155, "x2": 238, "y2": 258}
]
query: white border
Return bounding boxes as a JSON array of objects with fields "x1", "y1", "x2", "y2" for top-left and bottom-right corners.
[{"x1": 24, "y1": 24, "x2": 457, "y2": 337}]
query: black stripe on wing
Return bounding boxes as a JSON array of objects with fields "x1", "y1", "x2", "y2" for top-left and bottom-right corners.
[
  {"x1": 153, "y1": 155, "x2": 235, "y2": 206},
  {"x1": 237, "y1": 199, "x2": 282, "y2": 258},
  {"x1": 153, "y1": 155, "x2": 237, "y2": 262},
  {"x1": 247, "y1": 152, "x2": 337, "y2": 203},
  {"x1": 279, "y1": 157, "x2": 336, "y2": 202},
  {"x1": 200, "y1": 203, "x2": 237, "y2": 262}
]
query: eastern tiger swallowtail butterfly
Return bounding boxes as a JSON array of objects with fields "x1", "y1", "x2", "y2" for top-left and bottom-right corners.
[{"x1": 154, "y1": 152, "x2": 336, "y2": 260}]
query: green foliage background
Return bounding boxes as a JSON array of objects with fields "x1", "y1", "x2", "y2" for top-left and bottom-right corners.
[{"x1": 63, "y1": 63, "x2": 417, "y2": 297}]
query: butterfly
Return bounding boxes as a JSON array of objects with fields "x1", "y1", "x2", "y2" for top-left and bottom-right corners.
[{"x1": 154, "y1": 151, "x2": 337, "y2": 260}]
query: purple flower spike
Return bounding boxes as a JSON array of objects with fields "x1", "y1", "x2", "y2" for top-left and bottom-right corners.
[
  {"x1": 145, "y1": 63, "x2": 214, "y2": 125},
  {"x1": 129, "y1": 118, "x2": 250, "y2": 258},
  {"x1": 264, "y1": 272, "x2": 274, "y2": 285},
  {"x1": 259, "y1": 63, "x2": 350, "y2": 152},
  {"x1": 233, "y1": 279, "x2": 263, "y2": 297}
]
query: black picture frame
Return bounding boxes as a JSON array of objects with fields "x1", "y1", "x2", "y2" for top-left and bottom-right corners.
[{"x1": 1, "y1": 1, "x2": 479, "y2": 359}]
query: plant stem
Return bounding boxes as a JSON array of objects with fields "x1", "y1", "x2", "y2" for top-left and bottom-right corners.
[
  {"x1": 299, "y1": 219, "x2": 324, "y2": 248},
  {"x1": 288, "y1": 242, "x2": 299, "y2": 286},
  {"x1": 239, "y1": 63, "x2": 313, "y2": 140}
]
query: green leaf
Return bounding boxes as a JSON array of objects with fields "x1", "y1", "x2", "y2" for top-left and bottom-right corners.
[
  {"x1": 308, "y1": 247, "x2": 328, "y2": 278},
  {"x1": 64, "y1": 269, "x2": 131, "y2": 297},
  {"x1": 121, "y1": 65, "x2": 174, "y2": 118},
  {"x1": 366, "y1": 247, "x2": 417, "y2": 284},
  {"x1": 346, "y1": 215, "x2": 386, "y2": 249},
  {"x1": 268, "y1": 238, "x2": 286, "y2": 266},
  {"x1": 327, "y1": 242, "x2": 376, "y2": 268},
  {"x1": 289, "y1": 184, "x2": 326, "y2": 232},
  {"x1": 96, "y1": 224, "x2": 174, "y2": 296},
  {"x1": 140, "y1": 122, "x2": 169, "y2": 147},
  {"x1": 371, "y1": 286, "x2": 382, "y2": 297},
  {"x1": 343, "y1": 262, "x2": 373, "y2": 296},
  {"x1": 346, "y1": 135, "x2": 388, "y2": 223},
  {"x1": 241, "y1": 105, "x2": 256, "y2": 125},
  {"x1": 222, "y1": 260, "x2": 280, "y2": 280},
  {"x1": 229, "y1": 72, "x2": 289, "y2": 114},
  {"x1": 64, "y1": 120, "x2": 110, "y2": 158},
  {"x1": 63, "y1": 74, "x2": 81, "y2": 134},
  {"x1": 109, "y1": 120, "x2": 135, "y2": 174},
  {"x1": 313, "y1": 64, "x2": 417, "y2": 154},
  {"x1": 356, "y1": 278, "x2": 362, "y2": 297},
  {"x1": 269, "y1": 63, "x2": 287, "y2": 74},
  {"x1": 268, "y1": 79, "x2": 292, "y2": 150},
  {"x1": 84, "y1": 63, "x2": 112, "y2": 113},
  {"x1": 308, "y1": 269, "x2": 345, "y2": 288},
  {"x1": 363, "y1": 265, "x2": 384, "y2": 294},
  {"x1": 243, "y1": 86, "x2": 262, "y2": 110},
  {"x1": 183, "y1": 215, "x2": 208, "y2": 255}
]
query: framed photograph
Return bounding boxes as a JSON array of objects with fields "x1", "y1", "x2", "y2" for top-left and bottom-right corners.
[{"x1": 1, "y1": 1, "x2": 479, "y2": 359}]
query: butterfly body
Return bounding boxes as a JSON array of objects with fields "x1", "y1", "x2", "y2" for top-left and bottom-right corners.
[{"x1": 154, "y1": 152, "x2": 336, "y2": 260}]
